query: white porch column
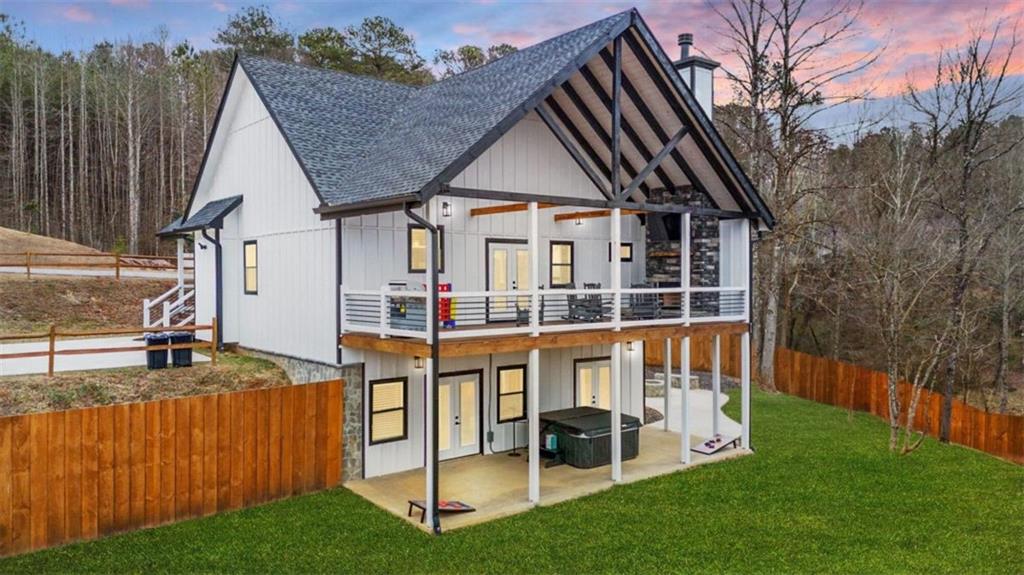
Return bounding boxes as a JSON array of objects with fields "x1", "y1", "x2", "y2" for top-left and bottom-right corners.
[
  {"x1": 424, "y1": 357, "x2": 436, "y2": 526},
  {"x1": 680, "y1": 336, "x2": 691, "y2": 464},
  {"x1": 611, "y1": 341, "x2": 622, "y2": 481},
  {"x1": 528, "y1": 202, "x2": 539, "y2": 336},
  {"x1": 712, "y1": 334, "x2": 721, "y2": 438},
  {"x1": 681, "y1": 213, "x2": 691, "y2": 324},
  {"x1": 663, "y1": 338, "x2": 672, "y2": 432},
  {"x1": 741, "y1": 331, "x2": 751, "y2": 448},
  {"x1": 528, "y1": 348, "x2": 540, "y2": 502},
  {"x1": 611, "y1": 207, "x2": 622, "y2": 330}
]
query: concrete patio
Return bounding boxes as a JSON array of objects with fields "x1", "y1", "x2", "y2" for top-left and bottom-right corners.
[{"x1": 346, "y1": 409, "x2": 750, "y2": 532}]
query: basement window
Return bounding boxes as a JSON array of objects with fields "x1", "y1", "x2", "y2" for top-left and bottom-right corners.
[
  {"x1": 370, "y1": 377, "x2": 408, "y2": 445},
  {"x1": 408, "y1": 225, "x2": 445, "y2": 273},
  {"x1": 243, "y1": 240, "x2": 258, "y2": 294},
  {"x1": 497, "y1": 365, "x2": 527, "y2": 423}
]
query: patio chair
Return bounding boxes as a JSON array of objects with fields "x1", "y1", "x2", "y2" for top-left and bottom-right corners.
[
  {"x1": 625, "y1": 282, "x2": 662, "y2": 320},
  {"x1": 516, "y1": 285, "x2": 544, "y2": 326},
  {"x1": 561, "y1": 283, "x2": 594, "y2": 322}
]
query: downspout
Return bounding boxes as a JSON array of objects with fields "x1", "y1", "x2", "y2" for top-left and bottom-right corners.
[
  {"x1": 404, "y1": 202, "x2": 440, "y2": 535},
  {"x1": 202, "y1": 229, "x2": 224, "y2": 350}
]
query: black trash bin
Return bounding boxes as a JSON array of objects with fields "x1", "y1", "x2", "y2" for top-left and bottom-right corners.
[
  {"x1": 169, "y1": 331, "x2": 194, "y2": 367},
  {"x1": 144, "y1": 332, "x2": 169, "y2": 370}
]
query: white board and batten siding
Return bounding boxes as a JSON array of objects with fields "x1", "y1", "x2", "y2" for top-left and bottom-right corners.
[
  {"x1": 340, "y1": 110, "x2": 647, "y2": 296},
  {"x1": 362, "y1": 343, "x2": 646, "y2": 478},
  {"x1": 191, "y1": 68, "x2": 337, "y2": 365}
]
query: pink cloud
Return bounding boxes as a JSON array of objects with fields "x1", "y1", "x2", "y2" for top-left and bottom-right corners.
[
  {"x1": 452, "y1": 23, "x2": 487, "y2": 36},
  {"x1": 211, "y1": 1, "x2": 230, "y2": 13},
  {"x1": 61, "y1": 5, "x2": 96, "y2": 23},
  {"x1": 109, "y1": 0, "x2": 150, "y2": 7}
]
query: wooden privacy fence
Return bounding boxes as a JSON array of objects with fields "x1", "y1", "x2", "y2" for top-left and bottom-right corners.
[
  {"x1": 644, "y1": 334, "x2": 744, "y2": 378},
  {"x1": 0, "y1": 251, "x2": 192, "y2": 280},
  {"x1": 774, "y1": 347, "x2": 1024, "y2": 464},
  {"x1": 0, "y1": 321, "x2": 218, "y2": 376},
  {"x1": 0, "y1": 379, "x2": 344, "y2": 557}
]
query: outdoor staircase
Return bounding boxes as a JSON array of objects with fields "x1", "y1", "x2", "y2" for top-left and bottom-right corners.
[{"x1": 143, "y1": 282, "x2": 196, "y2": 328}]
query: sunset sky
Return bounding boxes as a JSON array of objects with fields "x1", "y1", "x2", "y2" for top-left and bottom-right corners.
[{"x1": 2, "y1": 0, "x2": 1021, "y2": 103}]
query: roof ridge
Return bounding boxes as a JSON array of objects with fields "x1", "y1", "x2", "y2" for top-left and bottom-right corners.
[{"x1": 237, "y1": 53, "x2": 422, "y2": 92}]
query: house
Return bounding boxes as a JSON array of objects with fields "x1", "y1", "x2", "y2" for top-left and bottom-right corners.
[{"x1": 157, "y1": 8, "x2": 773, "y2": 533}]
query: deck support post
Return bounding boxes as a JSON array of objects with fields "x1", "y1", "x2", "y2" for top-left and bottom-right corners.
[
  {"x1": 681, "y1": 335, "x2": 691, "y2": 464},
  {"x1": 663, "y1": 338, "x2": 672, "y2": 432},
  {"x1": 528, "y1": 202, "x2": 540, "y2": 336},
  {"x1": 712, "y1": 334, "x2": 721, "y2": 438},
  {"x1": 611, "y1": 341, "x2": 622, "y2": 482},
  {"x1": 682, "y1": 213, "x2": 691, "y2": 324},
  {"x1": 424, "y1": 357, "x2": 436, "y2": 527},
  {"x1": 611, "y1": 207, "x2": 621, "y2": 330},
  {"x1": 741, "y1": 330, "x2": 751, "y2": 449},
  {"x1": 528, "y1": 347, "x2": 540, "y2": 502},
  {"x1": 175, "y1": 237, "x2": 185, "y2": 297}
]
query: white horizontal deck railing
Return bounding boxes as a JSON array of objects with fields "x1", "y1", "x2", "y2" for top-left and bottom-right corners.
[{"x1": 340, "y1": 284, "x2": 747, "y2": 340}]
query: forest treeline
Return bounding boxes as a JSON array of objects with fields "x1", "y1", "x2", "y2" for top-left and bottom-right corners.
[
  {"x1": 0, "y1": 3, "x2": 1021, "y2": 444},
  {"x1": 0, "y1": 6, "x2": 512, "y2": 255}
]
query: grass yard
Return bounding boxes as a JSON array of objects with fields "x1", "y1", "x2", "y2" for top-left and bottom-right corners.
[
  {"x1": 1, "y1": 389, "x2": 1020, "y2": 574},
  {"x1": 0, "y1": 353, "x2": 289, "y2": 416}
]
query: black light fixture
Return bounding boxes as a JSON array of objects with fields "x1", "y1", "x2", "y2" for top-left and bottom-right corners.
[
  {"x1": 574, "y1": 216, "x2": 583, "y2": 226},
  {"x1": 414, "y1": 356, "x2": 424, "y2": 369},
  {"x1": 442, "y1": 201, "x2": 452, "y2": 217},
  {"x1": 627, "y1": 341, "x2": 635, "y2": 352}
]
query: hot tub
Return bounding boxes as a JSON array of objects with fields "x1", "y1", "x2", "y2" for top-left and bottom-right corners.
[{"x1": 539, "y1": 406, "x2": 641, "y2": 469}]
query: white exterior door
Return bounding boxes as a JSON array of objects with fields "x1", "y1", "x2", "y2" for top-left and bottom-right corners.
[
  {"x1": 487, "y1": 241, "x2": 530, "y2": 322},
  {"x1": 577, "y1": 359, "x2": 612, "y2": 409},
  {"x1": 438, "y1": 372, "x2": 481, "y2": 460}
]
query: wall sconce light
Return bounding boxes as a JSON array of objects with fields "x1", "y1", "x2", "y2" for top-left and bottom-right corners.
[
  {"x1": 626, "y1": 341, "x2": 635, "y2": 352},
  {"x1": 442, "y1": 202, "x2": 452, "y2": 217},
  {"x1": 574, "y1": 216, "x2": 583, "y2": 226},
  {"x1": 414, "y1": 356, "x2": 424, "y2": 369}
]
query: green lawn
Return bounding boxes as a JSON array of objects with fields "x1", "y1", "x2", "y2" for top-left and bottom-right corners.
[{"x1": 2, "y1": 390, "x2": 1021, "y2": 574}]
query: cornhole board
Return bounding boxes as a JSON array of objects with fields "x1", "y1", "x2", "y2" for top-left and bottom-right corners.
[
  {"x1": 691, "y1": 435, "x2": 739, "y2": 455},
  {"x1": 407, "y1": 499, "x2": 476, "y2": 523}
]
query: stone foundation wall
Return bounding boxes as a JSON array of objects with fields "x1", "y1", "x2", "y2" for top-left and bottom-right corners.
[{"x1": 240, "y1": 348, "x2": 365, "y2": 482}]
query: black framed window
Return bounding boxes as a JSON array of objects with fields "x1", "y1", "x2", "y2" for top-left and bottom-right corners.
[
  {"x1": 243, "y1": 240, "x2": 258, "y2": 294},
  {"x1": 549, "y1": 241, "x2": 574, "y2": 287},
  {"x1": 369, "y1": 377, "x2": 408, "y2": 444},
  {"x1": 497, "y1": 365, "x2": 527, "y2": 423},
  {"x1": 408, "y1": 225, "x2": 445, "y2": 273},
  {"x1": 609, "y1": 242, "x2": 633, "y2": 262}
]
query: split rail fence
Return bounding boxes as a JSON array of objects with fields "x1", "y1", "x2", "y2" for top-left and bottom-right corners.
[
  {"x1": 0, "y1": 378, "x2": 344, "y2": 557},
  {"x1": 0, "y1": 251, "x2": 192, "y2": 280},
  {"x1": 644, "y1": 338, "x2": 1022, "y2": 463},
  {"x1": 0, "y1": 321, "x2": 218, "y2": 376}
]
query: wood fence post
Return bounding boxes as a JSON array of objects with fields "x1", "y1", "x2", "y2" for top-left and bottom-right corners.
[
  {"x1": 25, "y1": 252, "x2": 31, "y2": 280},
  {"x1": 210, "y1": 318, "x2": 218, "y2": 365},
  {"x1": 115, "y1": 254, "x2": 121, "y2": 280},
  {"x1": 47, "y1": 325, "x2": 56, "y2": 376}
]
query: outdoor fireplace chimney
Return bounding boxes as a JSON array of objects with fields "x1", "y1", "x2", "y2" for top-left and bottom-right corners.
[{"x1": 673, "y1": 32, "x2": 719, "y2": 121}]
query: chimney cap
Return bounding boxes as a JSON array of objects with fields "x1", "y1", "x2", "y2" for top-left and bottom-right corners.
[{"x1": 677, "y1": 32, "x2": 694, "y2": 46}]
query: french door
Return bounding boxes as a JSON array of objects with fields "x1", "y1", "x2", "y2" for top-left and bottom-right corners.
[
  {"x1": 437, "y1": 372, "x2": 481, "y2": 460},
  {"x1": 487, "y1": 240, "x2": 530, "y2": 322},
  {"x1": 576, "y1": 359, "x2": 612, "y2": 410}
]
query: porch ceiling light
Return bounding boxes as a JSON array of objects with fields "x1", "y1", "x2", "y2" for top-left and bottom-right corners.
[
  {"x1": 574, "y1": 216, "x2": 583, "y2": 226},
  {"x1": 626, "y1": 341, "x2": 635, "y2": 352},
  {"x1": 442, "y1": 201, "x2": 452, "y2": 217},
  {"x1": 414, "y1": 356, "x2": 424, "y2": 369}
]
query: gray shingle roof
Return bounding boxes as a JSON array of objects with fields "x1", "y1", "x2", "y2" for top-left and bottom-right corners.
[
  {"x1": 163, "y1": 195, "x2": 243, "y2": 235},
  {"x1": 237, "y1": 10, "x2": 632, "y2": 208}
]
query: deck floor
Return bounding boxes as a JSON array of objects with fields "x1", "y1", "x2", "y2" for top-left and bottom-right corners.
[{"x1": 346, "y1": 425, "x2": 750, "y2": 532}]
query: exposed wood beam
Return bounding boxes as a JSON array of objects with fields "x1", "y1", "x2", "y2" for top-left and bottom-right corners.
[
  {"x1": 341, "y1": 322, "x2": 749, "y2": 358},
  {"x1": 611, "y1": 35, "x2": 623, "y2": 200},
  {"x1": 545, "y1": 97, "x2": 619, "y2": 196},
  {"x1": 620, "y1": 32, "x2": 752, "y2": 213},
  {"x1": 535, "y1": 105, "x2": 613, "y2": 199},
  {"x1": 558, "y1": 82, "x2": 650, "y2": 196},
  {"x1": 469, "y1": 202, "x2": 557, "y2": 217},
  {"x1": 620, "y1": 125, "x2": 688, "y2": 200},
  {"x1": 579, "y1": 64, "x2": 674, "y2": 191},
  {"x1": 598, "y1": 47, "x2": 714, "y2": 205},
  {"x1": 443, "y1": 185, "x2": 750, "y2": 218},
  {"x1": 554, "y1": 209, "x2": 644, "y2": 222}
]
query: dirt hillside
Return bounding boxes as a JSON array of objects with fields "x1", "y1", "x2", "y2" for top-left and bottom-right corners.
[{"x1": 0, "y1": 226, "x2": 102, "y2": 255}]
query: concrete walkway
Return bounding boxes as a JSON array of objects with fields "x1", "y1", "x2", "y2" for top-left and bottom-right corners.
[
  {"x1": 0, "y1": 266, "x2": 184, "y2": 280},
  {"x1": 646, "y1": 387, "x2": 742, "y2": 439},
  {"x1": 0, "y1": 335, "x2": 209, "y2": 376}
]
